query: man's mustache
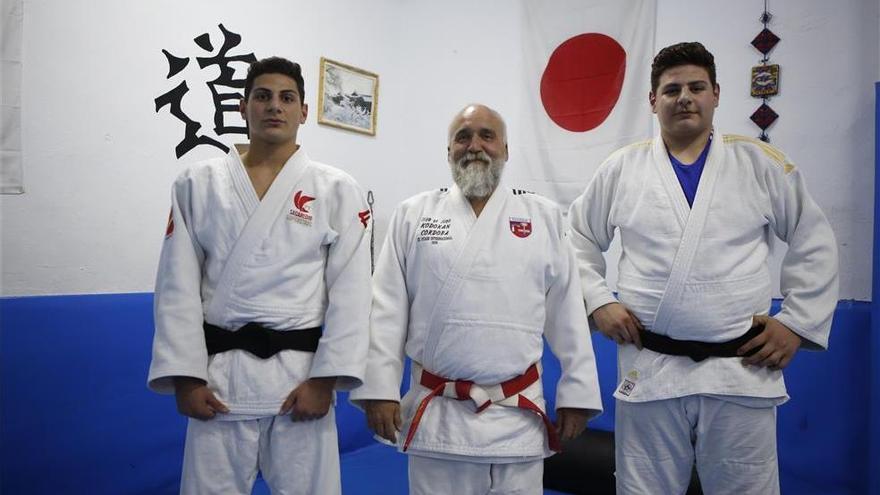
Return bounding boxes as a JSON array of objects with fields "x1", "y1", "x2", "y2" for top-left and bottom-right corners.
[{"x1": 458, "y1": 151, "x2": 492, "y2": 167}]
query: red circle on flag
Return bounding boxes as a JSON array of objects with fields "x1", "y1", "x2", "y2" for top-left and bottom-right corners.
[{"x1": 540, "y1": 33, "x2": 626, "y2": 132}]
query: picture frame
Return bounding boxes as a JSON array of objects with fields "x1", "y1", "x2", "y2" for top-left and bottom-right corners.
[{"x1": 317, "y1": 57, "x2": 379, "y2": 136}]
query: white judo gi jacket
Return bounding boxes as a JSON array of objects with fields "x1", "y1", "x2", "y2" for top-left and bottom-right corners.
[
  {"x1": 569, "y1": 132, "x2": 839, "y2": 404},
  {"x1": 351, "y1": 183, "x2": 603, "y2": 462},
  {"x1": 148, "y1": 148, "x2": 372, "y2": 418}
]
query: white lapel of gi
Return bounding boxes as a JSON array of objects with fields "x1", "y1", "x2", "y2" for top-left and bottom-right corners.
[
  {"x1": 205, "y1": 148, "x2": 312, "y2": 325},
  {"x1": 420, "y1": 184, "x2": 508, "y2": 370},
  {"x1": 650, "y1": 133, "x2": 724, "y2": 333}
]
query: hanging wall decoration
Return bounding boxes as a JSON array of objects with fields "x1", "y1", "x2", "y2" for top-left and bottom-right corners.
[
  {"x1": 750, "y1": 1, "x2": 780, "y2": 142},
  {"x1": 367, "y1": 190, "x2": 375, "y2": 273}
]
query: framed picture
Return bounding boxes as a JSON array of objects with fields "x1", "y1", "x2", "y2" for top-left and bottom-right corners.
[{"x1": 317, "y1": 57, "x2": 379, "y2": 135}]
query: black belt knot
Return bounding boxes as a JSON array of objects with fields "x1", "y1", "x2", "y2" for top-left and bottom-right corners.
[
  {"x1": 638, "y1": 324, "x2": 765, "y2": 362},
  {"x1": 203, "y1": 322, "x2": 322, "y2": 359}
]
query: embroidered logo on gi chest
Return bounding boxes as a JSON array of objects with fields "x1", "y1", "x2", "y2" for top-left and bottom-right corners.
[
  {"x1": 289, "y1": 191, "x2": 315, "y2": 226},
  {"x1": 416, "y1": 217, "x2": 452, "y2": 244},
  {"x1": 509, "y1": 217, "x2": 532, "y2": 238}
]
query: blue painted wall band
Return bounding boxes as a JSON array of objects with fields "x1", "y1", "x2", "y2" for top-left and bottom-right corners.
[
  {"x1": 0, "y1": 294, "x2": 873, "y2": 494},
  {"x1": 870, "y1": 81, "x2": 880, "y2": 495}
]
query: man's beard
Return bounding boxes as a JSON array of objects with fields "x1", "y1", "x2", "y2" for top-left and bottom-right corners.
[{"x1": 449, "y1": 151, "x2": 503, "y2": 199}]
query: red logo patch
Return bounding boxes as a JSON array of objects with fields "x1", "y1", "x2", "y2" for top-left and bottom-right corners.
[
  {"x1": 358, "y1": 209, "x2": 371, "y2": 228},
  {"x1": 289, "y1": 191, "x2": 315, "y2": 225},
  {"x1": 509, "y1": 217, "x2": 532, "y2": 238},
  {"x1": 293, "y1": 191, "x2": 315, "y2": 213},
  {"x1": 165, "y1": 209, "x2": 174, "y2": 238}
]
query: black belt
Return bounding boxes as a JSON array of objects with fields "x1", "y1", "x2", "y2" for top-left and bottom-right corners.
[
  {"x1": 639, "y1": 324, "x2": 765, "y2": 362},
  {"x1": 204, "y1": 322, "x2": 322, "y2": 359}
]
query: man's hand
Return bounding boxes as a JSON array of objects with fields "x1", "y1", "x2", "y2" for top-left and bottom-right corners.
[
  {"x1": 555, "y1": 408, "x2": 591, "y2": 442},
  {"x1": 737, "y1": 315, "x2": 802, "y2": 370},
  {"x1": 364, "y1": 400, "x2": 402, "y2": 443},
  {"x1": 174, "y1": 377, "x2": 229, "y2": 420},
  {"x1": 280, "y1": 377, "x2": 336, "y2": 421},
  {"x1": 591, "y1": 302, "x2": 643, "y2": 349}
]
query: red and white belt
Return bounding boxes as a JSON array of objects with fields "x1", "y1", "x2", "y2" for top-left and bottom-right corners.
[{"x1": 403, "y1": 362, "x2": 561, "y2": 452}]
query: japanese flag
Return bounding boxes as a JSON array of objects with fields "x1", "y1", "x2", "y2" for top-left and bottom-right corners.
[{"x1": 514, "y1": 0, "x2": 656, "y2": 207}]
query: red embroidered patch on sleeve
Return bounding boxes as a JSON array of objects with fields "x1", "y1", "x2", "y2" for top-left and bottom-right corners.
[
  {"x1": 358, "y1": 209, "x2": 371, "y2": 228},
  {"x1": 165, "y1": 209, "x2": 174, "y2": 238}
]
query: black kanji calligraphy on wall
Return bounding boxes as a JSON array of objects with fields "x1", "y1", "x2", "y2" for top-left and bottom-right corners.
[{"x1": 155, "y1": 24, "x2": 258, "y2": 158}]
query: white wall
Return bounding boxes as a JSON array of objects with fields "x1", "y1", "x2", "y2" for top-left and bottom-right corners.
[
  {"x1": 1, "y1": 0, "x2": 876, "y2": 299},
  {"x1": 655, "y1": 0, "x2": 878, "y2": 299},
  {"x1": 0, "y1": 0, "x2": 529, "y2": 295}
]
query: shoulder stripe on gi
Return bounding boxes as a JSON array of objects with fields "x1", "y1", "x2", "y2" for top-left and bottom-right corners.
[
  {"x1": 724, "y1": 134, "x2": 795, "y2": 174},
  {"x1": 622, "y1": 139, "x2": 653, "y2": 152}
]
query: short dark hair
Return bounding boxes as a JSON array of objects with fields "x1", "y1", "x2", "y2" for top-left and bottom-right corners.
[
  {"x1": 650, "y1": 42, "x2": 717, "y2": 93},
  {"x1": 244, "y1": 56, "x2": 305, "y2": 102}
]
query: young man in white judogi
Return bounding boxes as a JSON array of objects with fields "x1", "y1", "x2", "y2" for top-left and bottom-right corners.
[
  {"x1": 569, "y1": 42, "x2": 839, "y2": 494},
  {"x1": 148, "y1": 57, "x2": 371, "y2": 494},
  {"x1": 351, "y1": 104, "x2": 603, "y2": 495}
]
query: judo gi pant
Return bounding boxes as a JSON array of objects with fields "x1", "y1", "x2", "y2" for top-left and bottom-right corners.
[
  {"x1": 408, "y1": 455, "x2": 543, "y2": 495},
  {"x1": 180, "y1": 409, "x2": 340, "y2": 495},
  {"x1": 615, "y1": 395, "x2": 779, "y2": 495}
]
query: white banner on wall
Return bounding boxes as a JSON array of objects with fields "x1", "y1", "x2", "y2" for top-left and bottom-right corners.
[
  {"x1": 518, "y1": 0, "x2": 656, "y2": 207},
  {"x1": 1, "y1": 0, "x2": 24, "y2": 194}
]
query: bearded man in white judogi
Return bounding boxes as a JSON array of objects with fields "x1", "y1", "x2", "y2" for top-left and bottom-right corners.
[
  {"x1": 351, "y1": 104, "x2": 603, "y2": 495},
  {"x1": 569, "y1": 42, "x2": 839, "y2": 494},
  {"x1": 148, "y1": 57, "x2": 371, "y2": 494}
]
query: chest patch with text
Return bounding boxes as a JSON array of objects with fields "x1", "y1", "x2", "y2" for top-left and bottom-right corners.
[
  {"x1": 288, "y1": 190, "x2": 315, "y2": 226},
  {"x1": 417, "y1": 217, "x2": 452, "y2": 243}
]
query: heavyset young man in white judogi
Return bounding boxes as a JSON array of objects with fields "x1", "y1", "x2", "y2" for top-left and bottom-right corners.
[
  {"x1": 148, "y1": 57, "x2": 372, "y2": 494},
  {"x1": 569, "y1": 42, "x2": 839, "y2": 494},
  {"x1": 351, "y1": 104, "x2": 603, "y2": 495}
]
